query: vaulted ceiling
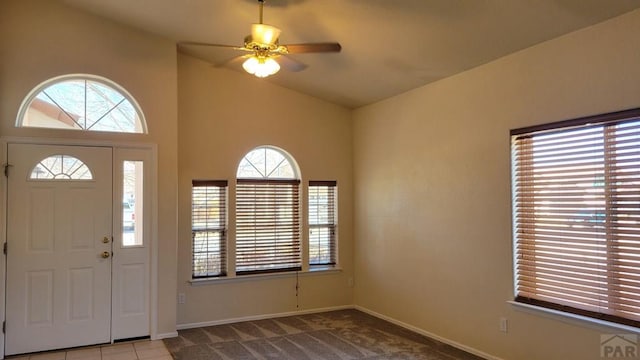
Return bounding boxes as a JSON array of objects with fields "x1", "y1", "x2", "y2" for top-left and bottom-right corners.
[{"x1": 61, "y1": 0, "x2": 640, "y2": 108}]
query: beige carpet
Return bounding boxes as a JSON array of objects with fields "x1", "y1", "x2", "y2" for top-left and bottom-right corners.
[{"x1": 163, "y1": 309, "x2": 484, "y2": 360}]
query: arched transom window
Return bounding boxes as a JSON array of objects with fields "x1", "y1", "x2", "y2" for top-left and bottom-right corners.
[
  {"x1": 236, "y1": 146, "x2": 296, "y2": 179},
  {"x1": 17, "y1": 75, "x2": 146, "y2": 133},
  {"x1": 236, "y1": 146, "x2": 301, "y2": 275},
  {"x1": 30, "y1": 155, "x2": 93, "y2": 180}
]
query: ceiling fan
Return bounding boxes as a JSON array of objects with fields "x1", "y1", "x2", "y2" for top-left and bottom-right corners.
[{"x1": 179, "y1": 0, "x2": 342, "y2": 78}]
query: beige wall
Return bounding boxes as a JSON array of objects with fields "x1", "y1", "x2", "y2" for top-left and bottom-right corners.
[
  {"x1": 2, "y1": 0, "x2": 640, "y2": 358},
  {"x1": 0, "y1": 0, "x2": 353, "y2": 340},
  {"x1": 0, "y1": 0, "x2": 179, "y2": 337},
  {"x1": 176, "y1": 54, "x2": 354, "y2": 325},
  {"x1": 353, "y1": 9, "x2": 640, "y2": 360}
]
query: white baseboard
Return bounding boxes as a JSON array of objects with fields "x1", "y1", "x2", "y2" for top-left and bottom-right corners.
[
  {"x1": 154, "y1": 331, "x2": 179, "y2": 340},
  {"x1": 176, "y1": 305, "x2": 354, "y2": 330},
  {"x1": 354, "y1": 305, "x2": 503, "y2": 360}
]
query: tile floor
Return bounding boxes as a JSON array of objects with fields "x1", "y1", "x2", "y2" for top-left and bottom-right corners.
[{"x1": 7, "y1": 340, "x2": 172, "y2": 360}]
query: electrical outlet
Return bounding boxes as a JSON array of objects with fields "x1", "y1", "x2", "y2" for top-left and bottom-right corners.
[
  {"x1": 499, "y1": 317, "x2": 508, "y2": 333},
  {"x1": 348, "y1": 277, "x2": 354, "y2": 287},
  {"x1": 178, "y1": 293, "x2": 186, "y2": 304}
]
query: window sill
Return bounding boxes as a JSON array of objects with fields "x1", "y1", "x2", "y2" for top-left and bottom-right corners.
[
  {"x1": 189, "y1": 267, "x2": 343, "y2": 286},
  {"x1": 508, "y1": 300, "x2": 640, "y2": 334}
]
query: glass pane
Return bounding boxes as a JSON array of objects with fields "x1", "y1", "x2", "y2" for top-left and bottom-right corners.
[
  {"x1": 123, "y1": 161, "x2": 143, "y2": 247},
  {"x1": 192, "y1": 231, "x2": 224, "y2": 277},
  {"x1": 236, "y1": 158, "x2": 263, "y2": 178},
  {"x1": 30, "y1": 155, "x2": 93, "y2": 180},
  {"x1": 309, "y1": 186, "x2": 332, "y2": 225},
  {"x1": 21, "y1": 76, "x2": 145, "y2": 133},
  {"x1": 236, "y1": 147, "x2": 295, "y2": 179},
  {"x1": 309, "y1": 227, "x2": 332, "y2": 264},
  {"x1": 40, "y1": 80, "x2": 87, "y2": 129}
]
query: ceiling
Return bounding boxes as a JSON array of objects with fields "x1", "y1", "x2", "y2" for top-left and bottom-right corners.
[{"x1": 60, "y1": 0, "x2": 640, "y2": 109}]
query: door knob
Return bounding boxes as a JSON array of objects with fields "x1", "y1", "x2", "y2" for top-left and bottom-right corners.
[{"x1": 101, "y1": 251, "x2": 110, "y2": 259}]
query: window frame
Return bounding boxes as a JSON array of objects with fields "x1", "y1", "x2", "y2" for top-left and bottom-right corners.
[
  {"x1": 16, "y1": 74, "x2": 147, "y2": 134},
  {"x1": 191, "y1": 180, "x2": 228, "y2": 278},
  {"x1": 235, "y1": 146, "x2": 302, "y2": 276},
  {"x1": 29, "y1": 154, "x2": 93, "y2": 180},
  {"x1": 235, "y1": 178, "x2": 302, "y2": 275},
  {"x1": 308, "y1": 180, "x2": 337, "y2": 267},
  {"x1": 511, "y1": 107, "x2": 640, "y2": 328}
]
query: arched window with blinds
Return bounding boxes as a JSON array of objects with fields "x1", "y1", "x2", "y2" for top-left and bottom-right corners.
[{"x1": 236, "y1": 146, "x2": 301, "y2": 275}]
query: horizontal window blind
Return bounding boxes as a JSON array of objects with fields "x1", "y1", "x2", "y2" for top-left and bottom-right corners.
[
  {"x1": 309, "y1": 181, "x2": 337, "y2": 266},
  {"x1": 236, "y1": 178, "x2": 301, "y2": 275},
  {"x1": 512, "y1": 109, "x2": 640, "y2": 327},
  {"x1": 192, "y1": 180, "x2": 227, "y2": 278}
]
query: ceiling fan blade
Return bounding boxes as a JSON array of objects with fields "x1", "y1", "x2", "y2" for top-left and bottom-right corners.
[
  {"x1": 178, "y1": 41, "x2": 247, "y2": 51},
  {"x1": 284, "y1": 43, "x2": 342, "y2": 54},
  {"x1": 251, "y1": 24, "x2": 281, "y2": 45},
  {"x1": 277, "y1": 55, "x2": 307, "y2": 72}
]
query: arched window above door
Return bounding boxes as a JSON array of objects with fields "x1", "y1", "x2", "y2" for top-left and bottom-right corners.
[
  {"x1": 17, "y1": 74, "x2": 147, "y2": 134},
  {"x1": 30, "y1": 154, "x2": 93, "y2": 180}
]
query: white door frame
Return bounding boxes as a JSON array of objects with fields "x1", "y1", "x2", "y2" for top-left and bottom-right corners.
[{"x1": 0, "y1": 136, "x2": 159, "y2": 359}]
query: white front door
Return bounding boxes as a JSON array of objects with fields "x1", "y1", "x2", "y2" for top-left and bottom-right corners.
[{"x1": 5, "y1": 144, "x2": 112, "y2": 355}]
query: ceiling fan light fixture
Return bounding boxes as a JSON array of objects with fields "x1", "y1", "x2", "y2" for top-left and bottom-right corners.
[
  {"x1": 251, "y1": 23, "x2": 281, "y2": 45},
  {"x1": 242, "y1": 56, "x2": 280, "y2": 78},
  {"x1": 181, "y1": 0, "x2": 341, "y2": 77}
]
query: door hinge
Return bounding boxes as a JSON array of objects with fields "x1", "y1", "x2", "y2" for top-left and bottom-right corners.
[
  {"x1": 3, "y1": 242, "x2": 6, "y2": 255},
  {"x1": 2, "y1": 321, "x2": 5, "y2": 334},
  {"x1": 3, "y1": 163, "x2": 12, "y2": 177}
]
